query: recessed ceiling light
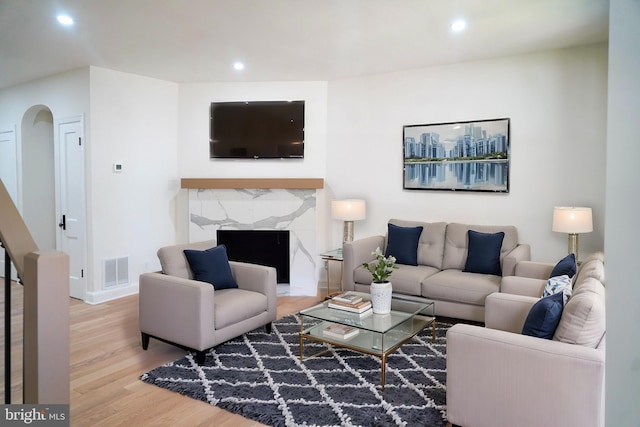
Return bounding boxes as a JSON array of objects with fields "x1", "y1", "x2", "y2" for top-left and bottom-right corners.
[
  {"x1": 57, "y1": 14, "x2": 74, "y2": 26},
  {"x1": 450, "y1": 19, "x2": 466, "y2": 32},
  {"x1": 233, "y1": 62, "x2": 245, "y2": 71}
]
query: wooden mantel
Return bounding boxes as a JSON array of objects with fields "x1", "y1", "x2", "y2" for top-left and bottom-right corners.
[{"x1": 181, "y1": 178, "x2": 324, "y2": 189}]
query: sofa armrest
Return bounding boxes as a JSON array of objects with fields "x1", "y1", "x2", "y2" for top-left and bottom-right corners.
[
  {"x1": 515, "y1": 260, "x2": 555, "y2": 279},
  {"x1": 342, "y1": 235, "x2": 385, "y2": 291},
  {"x1": 139, "y1": 272, "x2": 215, "y2": 350},
  {"x1": 230, "y1": 261, "x2": 277, "y2": 316},
  {"x1": 447, "y1": 323, "x2": 605, "y2": 427},
  {"x1": 485, "y1": 292, "x2": 538, "y2": 333},
  {"x1": 501, "y1": 275, "x2": 546, "y2": 297},
  {"x1": 501, "y1": 243, "x2": 531, "y2": 276}
]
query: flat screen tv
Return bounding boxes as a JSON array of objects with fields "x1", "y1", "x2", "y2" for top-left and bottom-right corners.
[{"x1": 209, "y1": 100, "x2": 305, "y2": 159}]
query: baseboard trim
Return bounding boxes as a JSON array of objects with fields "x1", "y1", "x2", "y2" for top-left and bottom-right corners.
[{"x1": 85, "y1": 283, "x2": 139, "y2": 305}]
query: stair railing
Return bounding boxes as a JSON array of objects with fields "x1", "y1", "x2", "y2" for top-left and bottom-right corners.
[{"x1": 0, "y1": 178, "x2": 69, "y2": 404}]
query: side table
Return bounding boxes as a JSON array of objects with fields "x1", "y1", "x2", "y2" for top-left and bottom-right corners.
[{"x1": 319, "y1": 248, "x2": 343, "y2": 298}]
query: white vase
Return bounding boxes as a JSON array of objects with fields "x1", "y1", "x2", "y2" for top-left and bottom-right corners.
[{"x1": 370, "y1": 281, "x2": 392, "y2": 314}]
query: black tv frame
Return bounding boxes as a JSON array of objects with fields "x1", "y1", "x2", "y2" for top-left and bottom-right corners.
[{"x1": 209, "y1": 100, "x2": 305, "y2": 160}]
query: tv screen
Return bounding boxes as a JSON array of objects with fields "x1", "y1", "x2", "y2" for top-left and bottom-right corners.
[{"x1": 209, "y1": 100, "x2": 305, "y2": 159}]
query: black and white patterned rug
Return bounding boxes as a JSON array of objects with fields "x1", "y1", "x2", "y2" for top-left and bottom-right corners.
[{"x1": 140, "y1": 314, "x2": 452, "y2": 427}]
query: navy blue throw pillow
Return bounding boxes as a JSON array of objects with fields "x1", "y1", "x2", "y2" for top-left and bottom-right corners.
[
  {"x1": 463, "y1": 230, "x2": 505, "y2": 275},
  {"x1": 183, "y1": 245, "x2": 238, "y2": 290},
  {"x1": 384, "y1": 223, "x2": 423, "y2": 266},
  {"x1": 549, "y1": 253, "x2": 577, "y2": 279},
  {"x1": 522, "y1": 292, "x2": 564, "y2": 339}
]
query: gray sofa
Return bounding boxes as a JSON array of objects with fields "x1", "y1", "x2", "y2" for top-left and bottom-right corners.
[
  {"x1": 446, "y1": 252, "x2": 606, "y2": 427},
  {"x1": 342, "y1": 219, "x2": 531, "y2": 322},
  {"x1": 139, "y1": 240, "x2": 277, "y2": 364}
]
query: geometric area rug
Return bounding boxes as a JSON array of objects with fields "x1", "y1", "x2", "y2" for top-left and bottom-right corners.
[{"x1": 140, "y1": 314, "x2": 454, "y2": 427}]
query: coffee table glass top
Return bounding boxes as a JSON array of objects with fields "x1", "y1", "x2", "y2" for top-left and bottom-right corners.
[
  {"x1": 300, "y1": 292, "x2": 432, "y2": 334},
  {"x1": 298, "y1": 292, "x2": 436, "y2": 389}
]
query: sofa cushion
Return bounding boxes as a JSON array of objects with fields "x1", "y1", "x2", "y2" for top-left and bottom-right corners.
[
  {"x1": 574, "y1": 253, "x2": 605, "y2": 285},
  {"x1": 354, "y1": 264, "x2": 439, "y2": 296},
  {"x1": 521, "y1": 291, "x2": 564, "y2": 339},
  {"x1": 463, "y1": 230, "x2": 505, "y2": 275},
  {"x1": 543, "y1": 274, "x2": 572, "y2": 304},
  {"x1": 553, "y1": 277, "x2": 606, "y2": 348},
  {"x1": 422, "y1": 269, "x2": 501, "y2": 306},
  {"x1": 183, "y1": 245, "x2": 239, "y2": 290},
  {"x1": 214, "y1": 288, "x2": 268, "y2": 329},
  {"x1": 385, "y1": 223, "x2": 423, "y2": 266},
  {"x1": 442, "y1": 223, "x2": 518, "y2": 271},
  {"x1": 388, "y1": 219, "x2": 447, "y2": 269},
  {"x1": 158, "y1": 240, "x2": 217, "y2": 279},
  {"x1": 549, "y1": 253, "x2": 577, "y2": 278}
]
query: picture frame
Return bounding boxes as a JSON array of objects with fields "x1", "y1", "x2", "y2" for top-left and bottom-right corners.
[{"x1": 403, "y1": 118, "x2": 510, "y2": 193}]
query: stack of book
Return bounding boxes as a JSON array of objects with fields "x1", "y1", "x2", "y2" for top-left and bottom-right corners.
[
  {"x1": 322, "y1": 323, "x2": 359, "y2": 340},
  {"x1": 328, "y1": 293, "x2": 372, "y2": 315}
]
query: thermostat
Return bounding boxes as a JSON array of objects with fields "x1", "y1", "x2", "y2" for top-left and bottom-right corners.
[{"x1": 113, "y1": 163, "x2": 123, "y2": 172}]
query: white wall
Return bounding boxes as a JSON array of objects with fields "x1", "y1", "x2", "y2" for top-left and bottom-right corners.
[
  {"x1": 605, "y1": 0, "x2": 640, "y2": 424},
  {"x1": 0, "y1": 68, "x2": 90, "y2": 123},
  {"x1": 0, "y1": 69, "x2": 90, "y2": 195},
  {"x1": 87, "y1": 67, "x2": 179, "y2": 302},
  {"x1": 0, "y1": 67, "x2": 180, "y2": 303},
  {"x1": 326, "y1": 44, "x2": 608, "y2": 262},
  {"x1": 0, "y1": 68, "x2": 90, "y2": 281},
  {"x1": 176, "y1": 81, "x2": 329, "y2": 244}
]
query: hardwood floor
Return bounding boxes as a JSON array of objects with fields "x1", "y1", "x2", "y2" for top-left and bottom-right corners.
[{"x1": 1, "y1": 282, "x2": 323, "y2": 426}]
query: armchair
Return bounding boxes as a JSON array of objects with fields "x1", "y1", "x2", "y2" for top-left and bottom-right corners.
[
  {"x1": 139, "y1": 240, "x2": 277, "y2": 364},
  {"x1": 446, "y1": 252, "x2": 606, "y2": 427}
]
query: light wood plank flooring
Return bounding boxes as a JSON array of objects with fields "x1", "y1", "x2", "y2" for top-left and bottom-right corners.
[{"x1": 1, "y1": 282, "x2": 323, "y2": 426}]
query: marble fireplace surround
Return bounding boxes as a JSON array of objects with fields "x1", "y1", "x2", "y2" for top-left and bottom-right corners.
[{"x1": 182, "y1": 178, "x2": 324, "y2": 296}]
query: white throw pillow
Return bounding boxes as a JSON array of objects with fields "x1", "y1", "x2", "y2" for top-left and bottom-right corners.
[{"x1": 543, "y1": 274, "x2": 572, "y2": 304}]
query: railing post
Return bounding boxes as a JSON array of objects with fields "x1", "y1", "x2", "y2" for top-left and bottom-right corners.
[
  {"x1": 23, "y1": 251, "x2": 70, "y2": 404},
  {"x1": 4, "y1": 245, "x2": 10, "y2": 404}
]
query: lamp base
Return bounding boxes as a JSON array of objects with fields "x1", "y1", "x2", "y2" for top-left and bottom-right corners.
[
  {"x1": 343, "y1": 221, "x2": 354, "y2": 242},
  {"x1": 567, "y1": 233, "x2": 579, "y2": 261}
]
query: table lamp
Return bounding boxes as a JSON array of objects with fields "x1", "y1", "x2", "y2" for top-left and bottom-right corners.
[
  {"x1": 331, "y1": 199, "x2": 366, "y2": 242},
  {"x1": 552, "y1": 206, "x2": 593, "y2": 261}
]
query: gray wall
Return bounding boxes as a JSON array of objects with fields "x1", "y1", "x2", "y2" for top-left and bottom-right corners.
[{"x1": 605, "y1": 0, "x2": 640, "y2": 425}]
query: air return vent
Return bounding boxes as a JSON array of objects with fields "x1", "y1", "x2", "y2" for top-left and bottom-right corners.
[{"x1": 103, "y1": 256, "x2": 129, "y2": 288}]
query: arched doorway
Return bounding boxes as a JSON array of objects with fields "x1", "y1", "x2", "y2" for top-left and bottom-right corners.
[
  {"x1": 21, "y1": 106, "x2": 56, "y2": 251},
  {"x1": 20, "y1": 107, "x2": 86, "y2": 300}
]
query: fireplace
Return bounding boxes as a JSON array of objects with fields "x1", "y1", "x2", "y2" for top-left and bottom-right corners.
[
  {"x1": 217, "y1": 230, "x2": 290, "y2": 283},
  {"x1": 188, "y1": 186, "x2": 319, "y2": 294}
]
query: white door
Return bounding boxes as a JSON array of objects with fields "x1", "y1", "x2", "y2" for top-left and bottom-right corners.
[
  {"x1": 0, "y1": 127, "x2": 18, "y2": 203},
  {"x1": 0, "y1": 127, "x2": 19, "y2": 281},
  {"x1": 56, "y1": 117, "x2": 86, "y2": 300}
]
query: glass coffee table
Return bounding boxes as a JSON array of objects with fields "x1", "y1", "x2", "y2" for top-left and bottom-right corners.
[{"x1": 299, "y1": 292, "x2": 435, "y2": 390}]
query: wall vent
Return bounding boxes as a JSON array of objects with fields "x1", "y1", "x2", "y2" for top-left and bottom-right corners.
[{"x1": 103, "y1": 256, "x2": 129, "y2": 288}]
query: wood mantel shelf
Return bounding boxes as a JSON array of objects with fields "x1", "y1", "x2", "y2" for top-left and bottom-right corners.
[{"x1": 181, "y1": 178, "x2": 324, "y2": 189}]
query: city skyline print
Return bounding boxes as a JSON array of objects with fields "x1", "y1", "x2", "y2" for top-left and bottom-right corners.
[{"x1": 403, "y1": 118, "x2": 510, "y2": 193}]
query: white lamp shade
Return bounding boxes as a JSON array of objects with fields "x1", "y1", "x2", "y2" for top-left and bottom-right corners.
[
  {"x1": 552, "y1": 207, "x2": 593, "y2": 233},
  {"x1": 331, "y1": 199, "x2": 366, "y2": 221}
]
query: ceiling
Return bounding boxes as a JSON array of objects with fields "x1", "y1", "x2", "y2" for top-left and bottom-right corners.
[{"x1": 0, "y1": 0, "x2": 609, "y2": 90}]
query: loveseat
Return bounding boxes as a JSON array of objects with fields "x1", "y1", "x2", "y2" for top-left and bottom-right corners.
[
  {"x1": 139, "y1": 240, "x2": 277, "y2": 364},
  {"x1": 342, "y1": 219, "x2": 531, "y2": 322},
  {"x1": 446, "y1": 252, "x2": 606, "y2": 427}
]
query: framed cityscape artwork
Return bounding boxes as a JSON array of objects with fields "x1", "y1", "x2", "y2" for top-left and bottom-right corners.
[{"x1": 403, "y1": 118, "x2": 510, "y2": 193}]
